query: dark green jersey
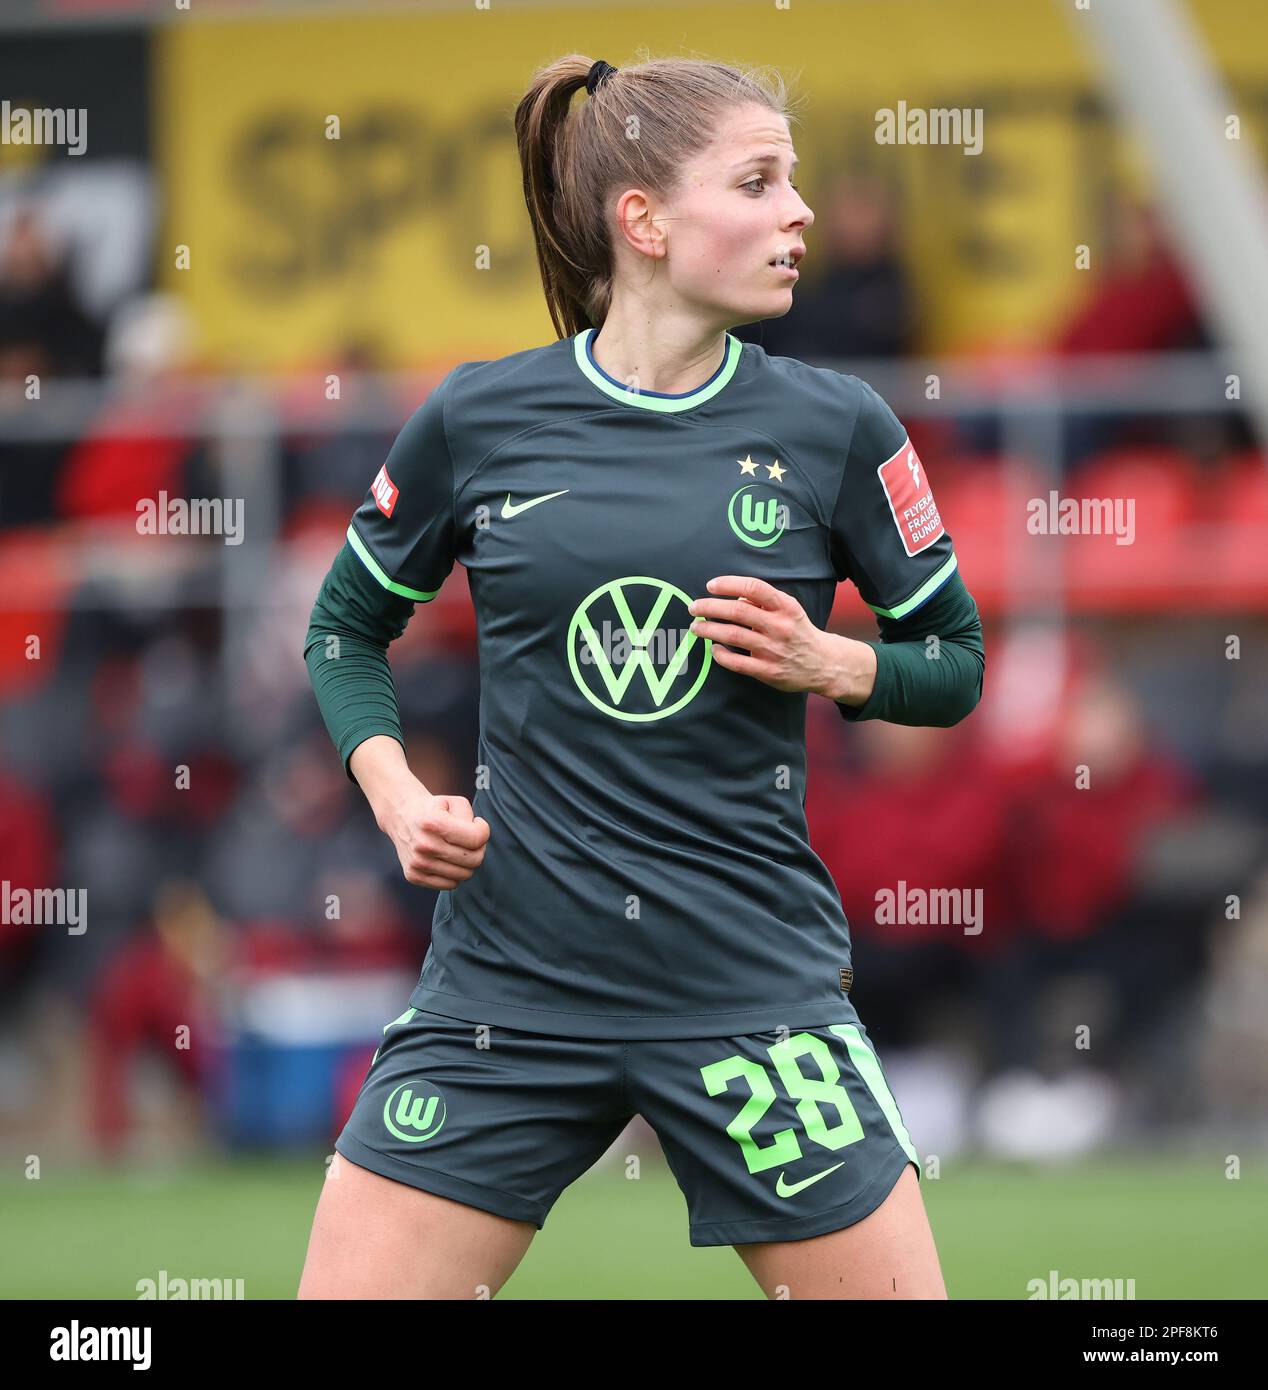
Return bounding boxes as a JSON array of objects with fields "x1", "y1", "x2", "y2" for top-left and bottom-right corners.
[{"x1": 341, "y1": 328, "x2": 959, "y2": 1038}]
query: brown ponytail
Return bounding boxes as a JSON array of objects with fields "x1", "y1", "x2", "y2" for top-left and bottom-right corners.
[{"x1": 513, "y1": 51, "x2": 793, "y2": 339}]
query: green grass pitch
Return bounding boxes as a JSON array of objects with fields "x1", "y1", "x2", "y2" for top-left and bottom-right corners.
[{"x1": 1, "y1": 1153, "x2": 1263, "y2": 1299}]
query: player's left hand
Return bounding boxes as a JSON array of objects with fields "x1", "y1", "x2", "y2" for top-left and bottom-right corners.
[{"x1": 688, "y1": 575, "x2": 841, "y2": 696}]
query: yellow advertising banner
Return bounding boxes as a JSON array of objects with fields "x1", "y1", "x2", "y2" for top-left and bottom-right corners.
[{"x1": 156, "y1": 0, "x2": 1268, "y2": 369}]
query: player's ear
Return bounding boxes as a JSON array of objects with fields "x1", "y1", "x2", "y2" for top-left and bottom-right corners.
[{"x1": 614, "y1": 188, "x2": 664, "y2": 261}]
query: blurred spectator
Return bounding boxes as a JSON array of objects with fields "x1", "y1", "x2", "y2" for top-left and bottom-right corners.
[
  {"x1": 953, "y1": 196, "x2": 1222, "y2": 465},
  {"x1": 807, "y1": 716, "x2": 1012, "y2": 1051},
  {"x1": 1054, "y1": 196, "x2": 1224, "y2": 467},
  {"x1": 0, "y1": 205, "x2": 107, "y2": 525},
  {"x1": 84, "y1": 862, "x2": 419, "y2": 1156},
  {"x1": 0, "y1": 204, "x2": 103, "y2": 381},
  {"x1": 1057, "y1": 196, "x2": 1204, "y2": 356},
  {"x1": 975, "y1": 668, "x2": 1199, "y2": 1078},
  {"x1": 86, "y1": 880, "x2": 223, "y2": 1156},
  {"x1": 55, "y1": 292, "x2": 206, "y2": 524},
  {"x1": 1007, "y1": 669, "x2": 1194, "y2": 942},
  {"x1": 200, "y1": 730, "x2": 412, "y2": 945},
  {"x1": 0, "y1": 767, "x2": 58, "y2": 1001},
  {"x1": 281, "y1": 340, "x2": 400, "y2": 508},
  {"x1": 736, "y1": 174, "x2": 913, "y2": 360}
]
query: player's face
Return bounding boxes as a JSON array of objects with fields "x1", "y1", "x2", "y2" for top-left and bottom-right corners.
[{"x1": 659, "y1": 105, "x2": 813, "y2": 325}]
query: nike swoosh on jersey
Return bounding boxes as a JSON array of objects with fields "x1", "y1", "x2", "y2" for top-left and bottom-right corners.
[
  {"x1": 774, "y1": 1162, "x2": 845, "y2": 1197},
  {"x1": 501, "y1": 490, "x2": 570, "y2": 519}
]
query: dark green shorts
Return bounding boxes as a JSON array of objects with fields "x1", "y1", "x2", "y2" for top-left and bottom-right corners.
[{"x1": 335, "y1": 1004, "x2": 921, "y2": 1247}]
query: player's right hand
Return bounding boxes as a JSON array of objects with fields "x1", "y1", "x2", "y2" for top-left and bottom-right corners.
[{"x1": 381, "y1": 789, "x2": 490, "y2": 890}]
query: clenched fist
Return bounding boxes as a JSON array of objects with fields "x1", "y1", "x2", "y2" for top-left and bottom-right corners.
[
  {"x1": 380, "y1": 787, "x2": 491, "y2": 890},
  {"x1": 348, "y1": 736, "x2": 491, "y2": 890}
]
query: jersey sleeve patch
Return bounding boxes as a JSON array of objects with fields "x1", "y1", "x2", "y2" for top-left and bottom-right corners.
[
  {"x1": 371, "y1": 464, "x2": 399, "y2": 518},
  {"x1": 877, "y1": 439, "x2": 944, "y2": 557}
]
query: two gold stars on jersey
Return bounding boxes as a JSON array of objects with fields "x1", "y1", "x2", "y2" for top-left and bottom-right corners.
[{"x1": 738, "y1": 454, "x2": 786, "y2": 481}]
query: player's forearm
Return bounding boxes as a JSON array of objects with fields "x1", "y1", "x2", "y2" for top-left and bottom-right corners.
[
  {"x1": 303, "y1": 542, "x2": 417, "y2": 783},
  {"x1": 841, "y1": 633, "x2": 983, "y2": 727},
  {"x1": 813, "y1": 634, "x2": 878, "y2": 706},
  {"x1": 832, "y1": 571, "x2": 984, "y2": 727},
  {"x1": 304, "y1": 620, "x2": 406, "y2": 781},
  {"x1": 304, "y1": 549, "x2": 454, "y2": 851},
  {"x1": 348, "y1": 735, "x2": 432, "y2": 825}
]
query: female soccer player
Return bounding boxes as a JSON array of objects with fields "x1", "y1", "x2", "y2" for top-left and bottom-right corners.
[{"x1": 298, "y1": 53, "x2": 983, "y2": 1300}]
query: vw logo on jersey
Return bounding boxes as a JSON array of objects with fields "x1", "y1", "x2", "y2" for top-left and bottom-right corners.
[
  {"x1": 383, "y1": 1080, "x2": 447, "y2": 1143},
  {"x1": 728, "y1": 485, "x2": 786, "y2": 548},
  {"x1": 567, "y1": 576, "x2": 713, "y2": 722}
]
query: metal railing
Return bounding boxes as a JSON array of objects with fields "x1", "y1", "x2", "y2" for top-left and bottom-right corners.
[{"x1": 0, "y1": 351, "x2": 1257, "y2": 635}]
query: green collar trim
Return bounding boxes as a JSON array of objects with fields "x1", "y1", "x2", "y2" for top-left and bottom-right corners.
[{"x1": 572, "y1": 328, "x2": 743, "y2": 413}]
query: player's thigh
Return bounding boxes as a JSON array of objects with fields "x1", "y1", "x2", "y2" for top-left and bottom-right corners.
[
  {"x1": 300, "y1": 1005, "x2": 628, "y2": 1298},
  {"x1": 735, "y1": 1163, "x2": 947, "y2": 1300},
  {"x1": 298, "y1": 1153, "x2": 535, "y2": 1300}
]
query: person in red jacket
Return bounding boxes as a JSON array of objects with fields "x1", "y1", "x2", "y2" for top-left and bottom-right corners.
[
  {"x1": 977, "y1": 666, "x2": 1197, "y2": 1077},
  {"x1": 806, "y1": 714, "x2": 1012, "y2": 1052}
]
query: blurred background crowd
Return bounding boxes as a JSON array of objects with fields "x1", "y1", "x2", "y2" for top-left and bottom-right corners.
[{"x1": 1, "y1": 0, "x2": 1267, "y2": 1184}]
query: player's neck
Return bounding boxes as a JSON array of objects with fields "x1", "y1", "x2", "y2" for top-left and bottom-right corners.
[{"x1": 589, "y1": 312, "x2": 728, "y2": 397}]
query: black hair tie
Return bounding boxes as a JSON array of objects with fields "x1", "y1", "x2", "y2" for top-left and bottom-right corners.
[{"x1": 586, "y1": 59, "x2": 618, "y2": 95}]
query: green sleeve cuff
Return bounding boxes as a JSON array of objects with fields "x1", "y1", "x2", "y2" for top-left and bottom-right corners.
[
  {"x1": 834, "y1": 640, "x2": 894, "y2": 723},
  {"x1": 834, "y1": 570, "x2": 984, "y2": 727}
]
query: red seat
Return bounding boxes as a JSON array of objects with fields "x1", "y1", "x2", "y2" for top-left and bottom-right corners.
[
  {"x1": 1208, "y1": 452, "x2": 1268, "y2": 603},
  {"x1": 942, "y1": 455, "x2": 1058, "y2": 611},
  {"x1": 1062, "y1": 449, "x2": 1201, "y2": 607}
]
